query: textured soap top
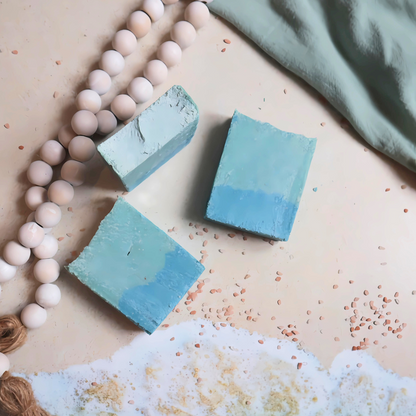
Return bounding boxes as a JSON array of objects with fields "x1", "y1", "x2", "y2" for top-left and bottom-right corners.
[
  {"x1": 67, "y1": 198, "x2": 204, "y2": 334},
  {"x1": 206, "y1": 111, "x2": 316, "y2": 241},
  {"x1": 98, "y1": 85, "x2": 198, "y2": 178}
]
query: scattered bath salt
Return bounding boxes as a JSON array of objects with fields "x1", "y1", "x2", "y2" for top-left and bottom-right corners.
[
  {"x1": 244, "y1": 274, "x2": 250, "y2": 279},
  {"x1": 80, "y1": 228, "x2": 86, "y2": 232},
  {"x1": 364, "y1": 290, "x2": 369, "y2": 296},
  {"x1": 56, "y1": 60, "x2": 62, "y2": 65},
  {"x1": 334, "y1": 337, "x2": 340, "y2": 342},
  {"x1": 394, "y1": 292, "x2": 399, "y2": 297},
  {"x1": 189, "y1": 222, "x2": 193, "y2": 227},
  {"x1": 349, "y1": 280, "x2": 354, "y2": 284},
  {"x1": 320, "y1": 122, "x2": 326, "y2": 127},
  {"x1": 189, "y1": 234, "x2": 194, "y2": 240},
  {"x1": 233, "y1": 292, "x2": 239, "y2": 297},
  {"x1": 297, "y1": 363, "x2": 302, "y2": 370},
  {"x1": 221, "y1": 48, "x2": 226, "y2": 52},
  {"x1": 380, "y1": 262, "x2": 387, "y2": 266},
  {"x1": 11, "y1": 50, "x2": 18, "y2": 54},
  {"x1": 319, "y1": 316, "x2": 324, "y2": 320},
  {"x1": 269, "y1": 240, "x2": 275, "y2": 246},
  {"x1": 223, "y1": 39, "x2": 231, "y2": 44},
  {"x1": 404, "y1": 209, "x2": 409, "y2": 213},
  {"x1": 277, "y1": 300, "x2": 282, "y2": 305},
  {"x1": 378, "y1": 246, "x2": 385, "y2": 250},
  {"x1": 284, "y1": 89, "x2": 287, "y2": 94},
  {"x1": 318, "y1": 300, "x2": 323, "y2": 304},
  {"x1": 58, "y1": 237, "x2": 64, "y2": 241},
  {"x1": 210, "y1": 289, "x2": 217, "y2": 294},
  {"x1": 271, "y1": 316, "x2": 276, "y2": 320},
  {"x1": 395, "y1": 299, "x2": 400, "y2": 304},
  {"x1": 197, "y1": 231, "x2": 204, "y2": 236},
  {"x1": 333, "y1": 285, "x2": 339, "y2": 289},
  {"x1": 18, "y1": 145, "x2": 24, "y2": 150},
  {"x1": 385, "y1": 188, "x2": 390, "y2": 192},
  {"x1": 203, "y1": 240, "x2": 208, "y2": 247},
  {"x1": 219, "y1": 249, "x2": 224, "y2": 253},
  {"x1": 67, "y1": 233, "x2": 74, "y2": 237},
  {"x1": 190, "y1": 311, "x2": 196, "y2": 315},
  {"x1": 258, "y1": 340, "x2": 264, "y2": 345},
  {"x1": 357, "y1": 363, "x2": 362, "y2": 368},
  {"x1": 53, "y1": 91, "x2": 59, "y2": 98},
  {"x1": 412, "y1": 290, "x2": 416, "y2": 295},
  {"x1": 307, "y1": 310, "x2": 312, "y2": 315},
  {"x1": 363, "y1": 148, "x2": 368, "y2": 152},
  {"x1": 313, "y1": 187, "x2": 318, "y2": 192},
  {"x1": 228, "y1": 233, "x2": 235, "y2": 238},
  {"x1": 275, "y1": 277, "x2": 281, "y2": 282},
  {"x1": 170, "y1": 337, "x2": 175, "y2": 341},
  {"x1": 214, "y1": 234, "x2": 219, "y2": 239},
  {"x1": 209, "y1": 269, "x2": 214, "y2": 274},
  {"x1": 122, "y1": 191, "x2": 128, "y2": 196},
  {"x1": 4, "y1": 123, "x2": 10, "y2": 129},
  {"x1": 68, "y1": 207, "x2": 73, "y2": 212},
  {"x1": 401, "y1": 185, "x2": 407, "y2": 189},
  {"x1": 203, "y1": 227, "x2": 208, "y2": 233}
]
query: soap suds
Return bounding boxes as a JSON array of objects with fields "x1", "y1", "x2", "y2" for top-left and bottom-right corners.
[{"x1": 22, "y1": 320, "x2": 416, "y2": 415}]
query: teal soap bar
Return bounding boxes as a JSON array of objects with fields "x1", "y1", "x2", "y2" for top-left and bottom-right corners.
[
  {"x1": 97, "y1": 85, "x2": 199, "y2": 192},
  {"x1": 206, "y1": 111, "x2": 316, "y2": 241},
  {"x1": 66, "y1": 198, "x2": 204, "y2": 334}
]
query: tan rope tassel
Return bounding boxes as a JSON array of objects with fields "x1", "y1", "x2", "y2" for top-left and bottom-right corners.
[{"x1": 0, "y1": 315, "x2": 50, "y2": 416}]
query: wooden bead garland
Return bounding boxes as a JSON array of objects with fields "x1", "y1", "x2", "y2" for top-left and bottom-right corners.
[{"x1": 0, "y1": 1, "x2": 211, "y2": 414}]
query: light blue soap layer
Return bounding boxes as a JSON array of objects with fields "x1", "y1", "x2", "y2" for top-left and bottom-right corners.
[
  {"x1": 206, "y1": 111, "x2": 316, "y2": 241},
  {"x1": 66, "y1": 198, "x2": 204, "y2": 334},
  {"x1": 98, "y1": 85, "x2": 199, "y2": 191}
]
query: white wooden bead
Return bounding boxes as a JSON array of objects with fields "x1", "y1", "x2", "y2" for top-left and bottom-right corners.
[
  {"x1": 68, "y1": 136, "x2": 96, "y2": 162},
  {"x1": 185, "y1": 1, "x2": 210, "y2": 29},
  {"x1": 111, "y1": 94, "x2": 136, "y2": 121},
  {"x1": 61, "y1": 160, "x2": 87, "y2": 187},
  {"x1": 127, "y1": 11, "x2": 152, "y2": 38},
  {"x1": 34, "y1": 259, "x2": 60, "y2": 283},
  {"x1": 171, "y1": 21, "x2": 196, "y2": 49},
  {"x1": 142, "y1": 0, "x2": 164, "y2": 22},
  {"x1": 35, "y1": 284, "x2": 61, "y2": 308},
  {"x1": 32, "y1": 234, "x2": 58, "y2": 260},
  {"x1": 21, "y1": 303, "x2": 47, "y2": 329},
  {"x1": 0, "y1": 353, "x2": 10, "y2": 377},
  {"x1": 27, "y1": 161, "x2": 53, "y2": 187},
  {"x1": 112, "y1": 30, "x2": 137, "y2": 57},
  {"x1": 25, "y1": 186, "x2": 48, "y2": 211},
  {"x1": 3, "y1": 241, "x2": 31, "y2": 266},
  {"x1": 48, "y1": 180, "x2": 74, "y2": 206},
  {"x1": 71, "y1": 110, "x2": 98, "y2": 136},
  {"x1": 58, "y1": 124, "x2": 76, "y2": 148},
  {"x1": 99, "y1": 50, "x2": 125, "y2": 77},
  {"x1": 87, "y1": 69, "x2": 112, "y2": 96},
  {"x1": 127, "y1": 77, "x2": 153, "y2": 104},
  {"x1": 35, "y1": 202, "x2": 62, "y2": 228},
  {"x1": 75, "y1": 90, "x2": 102, "y2": 114},
  {"x1": 96, "y1": 110, "x2": 117, "y2": 135},
  {"x1": 0, "y1": 257, "x2": 17, "y2": 283},
  {"x1": 39, "y1": 140, "x2": 66, "y2": 166},
  {"x1": 18, "y1": 222, "x2": 45, "y2": 249},
  {"x1": 157, "y1": 41, "x2": 182, "y2": 67},
  {"x1": 144, "y1": 60, "x2": 168, "y2": 86},
  {"x1": 162, "y1": 0, "x2": 179, "y2": 4}
]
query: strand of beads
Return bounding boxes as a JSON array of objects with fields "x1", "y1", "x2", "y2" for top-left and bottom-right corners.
[{"x1": 0, "y1": 1, "x2": 211, "y2": 414}]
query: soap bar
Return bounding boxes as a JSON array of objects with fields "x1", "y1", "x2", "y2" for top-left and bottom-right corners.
[
  {"x1": 66, "y1": 198, "x2": 204, "y2": 334},
  {"x1": 98, "y1": 85, "x2": 199, "y2": 191},
  {"x1": 206, "y1": 111, "x2": 316, "y2": 241}
]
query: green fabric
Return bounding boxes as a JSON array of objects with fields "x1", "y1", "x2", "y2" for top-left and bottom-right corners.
[{"x1": 209, "y1": 0, "x2": 416, "y2": 172}]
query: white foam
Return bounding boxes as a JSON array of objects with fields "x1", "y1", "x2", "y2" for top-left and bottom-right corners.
[{"x1": 21, "y1": 320, "x2": 416, "y2": 415}]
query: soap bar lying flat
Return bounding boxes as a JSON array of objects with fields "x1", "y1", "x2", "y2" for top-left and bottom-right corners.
[
  {"x1": 98, "y1": 85, "x2": 199, "y2": 191},
  {"x1": 206, "y1": 111, "x2": 316, "y2": 241},
  {"x1": 67, "y1": 198, "x2": 204, "y2": 334}
]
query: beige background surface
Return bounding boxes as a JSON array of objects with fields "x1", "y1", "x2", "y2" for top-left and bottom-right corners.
[{"x1": 0, "y1": 0, "x2": 415, "y2": 382}]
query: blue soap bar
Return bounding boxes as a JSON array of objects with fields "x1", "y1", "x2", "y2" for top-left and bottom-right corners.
[
  {"x1": 66, "y1": 198, "x2": 204, "y2": 334},
  {"x1": 98, "y1": 85, "x2": 199, "y2": 191},
  {"x1": 206, "y1": 111, "x2": 316, "y2": 241}
]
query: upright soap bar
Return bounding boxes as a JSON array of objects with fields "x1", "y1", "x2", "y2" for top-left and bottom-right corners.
[
  {"x1": 206, "y1": 111, "x2": 316, "y2": 241},
  {"x1": 98, "y1": 85, "x2": 199, "y2": 191},
  {"x1": 66, "y1": 198, "x2": 204, "y2": 334}
]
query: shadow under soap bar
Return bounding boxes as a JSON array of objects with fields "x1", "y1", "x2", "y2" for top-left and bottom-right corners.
[
  {"x1": 206, "y1": 111, "x2": 316, "y2": 241},
  {"x1": 66, "y1": 198, "x2": 205, "y2": 334},
  {"x1": 98, "y1": 85, "x2": 199, "y2": 191}
]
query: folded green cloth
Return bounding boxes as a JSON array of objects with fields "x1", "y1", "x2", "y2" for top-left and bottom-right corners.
[{"x1": 209, "y1": 0, "x2": 416, "y2": 172}]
